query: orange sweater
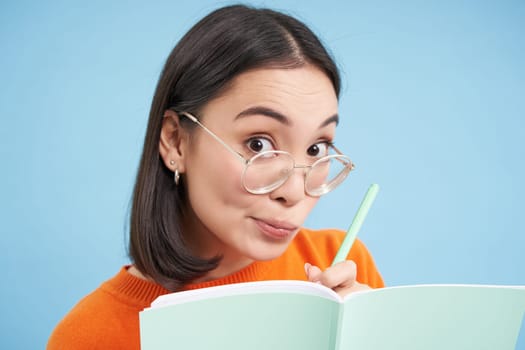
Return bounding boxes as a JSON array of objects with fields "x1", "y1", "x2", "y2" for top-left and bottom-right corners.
[{"x1": 47, "y1": 228, "x2": 383, "y2": 350}]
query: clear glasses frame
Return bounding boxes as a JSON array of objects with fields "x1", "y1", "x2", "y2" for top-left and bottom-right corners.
[{"x1": 179, "y1": 111, "x2": 355, "y2": 197}]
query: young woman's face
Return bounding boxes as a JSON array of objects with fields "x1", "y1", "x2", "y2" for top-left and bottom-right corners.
[{"x1": 177, "y1": 65, "x2": 338, "y2": 272}]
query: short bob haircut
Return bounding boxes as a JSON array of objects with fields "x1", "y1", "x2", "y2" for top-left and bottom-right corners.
[{"x1": 129, "y1": 4, "x2": 341, "y2": 291}]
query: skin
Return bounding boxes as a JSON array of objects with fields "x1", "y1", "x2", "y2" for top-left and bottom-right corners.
[{"x1": 152, "y1": 64, "x2": 370, "y2": 296}]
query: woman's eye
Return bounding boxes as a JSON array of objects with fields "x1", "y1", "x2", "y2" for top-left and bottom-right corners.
[
  {"x1": 246, "y1": 137, "x2": 274, "y2": 153},
  {"x1": 307, "y1": 142, "x2": 330, "y2": 157}
]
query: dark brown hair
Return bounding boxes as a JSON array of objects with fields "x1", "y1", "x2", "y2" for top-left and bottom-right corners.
[{"x1": 129, "y1": 4, "x2": 341, "y2": 291}]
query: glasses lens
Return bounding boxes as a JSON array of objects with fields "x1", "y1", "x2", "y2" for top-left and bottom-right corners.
[
  {"x1": 305, "y1": 155, "x2": 353, "y2": 196},
  {"x1": 242, "y1": 151, "x2": 294, "y2": 194}
]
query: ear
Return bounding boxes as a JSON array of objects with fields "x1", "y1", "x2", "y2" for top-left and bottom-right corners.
[{"x1": 159, "y1": 110, "x2": 189, "y2": 173}]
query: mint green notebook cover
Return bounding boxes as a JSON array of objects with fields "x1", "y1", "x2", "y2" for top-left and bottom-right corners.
[
  {"x1": 140, "y1": 283, "x2": 525, "y2": 350},
  {"x1": 336, "y1": 285, "x2": 525, "y2": 350},
  {"x1": 141, "y1": 291, "x2": 340, "y2": 349}
]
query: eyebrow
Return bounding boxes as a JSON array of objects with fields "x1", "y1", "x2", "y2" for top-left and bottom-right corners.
[
  {"x1": 235, "y1": 106, "x2": 339, "y2": 128},
  {"x1": 321, "y1": 114, "x2": 339, "y2": 127}
]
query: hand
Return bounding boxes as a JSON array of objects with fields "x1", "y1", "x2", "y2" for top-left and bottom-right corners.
[{"x1": 304, "y1": 261, "x2": 371, "y2": 298}]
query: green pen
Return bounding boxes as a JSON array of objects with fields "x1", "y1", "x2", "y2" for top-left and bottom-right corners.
[{"x1": 331, "y1": 184, "x2": 380, "y2": 266}]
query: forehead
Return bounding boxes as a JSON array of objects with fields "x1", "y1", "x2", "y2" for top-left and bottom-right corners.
[{"x1": 200, "y1": 65, "x2": 338, "y2": 125}]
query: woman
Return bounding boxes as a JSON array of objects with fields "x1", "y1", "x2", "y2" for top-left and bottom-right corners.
[{"x1": 48, "y1": 5, "x2": 383, "y2": 349}]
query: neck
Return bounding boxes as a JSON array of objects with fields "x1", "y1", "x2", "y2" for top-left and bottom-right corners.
[
  {"x1": 193, "y1": 253, "x2": 254, "y2": 283},
  {"x1": 127, "y1": 265, "x2": 152, "y2": 281}
]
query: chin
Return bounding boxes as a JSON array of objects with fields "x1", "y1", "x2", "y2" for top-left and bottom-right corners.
[{"x1": 247, "y1": 243, "x2": 289, "y2": 262}]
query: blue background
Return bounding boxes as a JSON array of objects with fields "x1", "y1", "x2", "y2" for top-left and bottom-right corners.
[{"x1": 1, "y1": 0, "x2": 524, "y2": 348}]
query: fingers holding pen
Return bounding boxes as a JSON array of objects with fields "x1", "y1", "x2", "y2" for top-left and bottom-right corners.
[
  {"x1": 305, "y1": 260, "x2": 356, "y2": 286},
  {"x1": 305, "y1": 261, "x2": 370, "y2": 297}
]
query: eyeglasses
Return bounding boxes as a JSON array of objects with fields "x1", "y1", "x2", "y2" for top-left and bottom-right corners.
[{"x1": 179, "y1": 111, "x2": 355, "y2": 197}]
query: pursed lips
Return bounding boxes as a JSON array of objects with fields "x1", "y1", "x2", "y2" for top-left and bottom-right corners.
[
  {"x1": 252, "y1": 217, "x2": 298, "y2": 231},
  {"x1": 250, "y1": 216, "x2": 300, "y2": 240}
]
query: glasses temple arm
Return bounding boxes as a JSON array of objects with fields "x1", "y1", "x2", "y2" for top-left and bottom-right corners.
[
  {"x1": 330, "y1": 144, "x2": 355, "y2": 169},
  {"x1": 179, "y1": 112, "x2": 247, "y2": 163}
]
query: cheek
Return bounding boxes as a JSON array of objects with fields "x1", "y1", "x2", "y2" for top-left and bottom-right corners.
[
  {"x1": 302, "y1": 197, "x2": 320, "y2": 217},
  {"x1": 185, "y1": 151, "x2": 249, "y2": 207}
]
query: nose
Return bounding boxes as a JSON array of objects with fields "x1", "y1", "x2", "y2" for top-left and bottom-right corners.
[{"x1": 268, "y1": 166, "x2": 308, "y2": 205}]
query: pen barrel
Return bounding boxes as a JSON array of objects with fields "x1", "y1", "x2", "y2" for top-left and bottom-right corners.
[{"x1": 331, "y1": 184, "x2": 379, "y2": 266}]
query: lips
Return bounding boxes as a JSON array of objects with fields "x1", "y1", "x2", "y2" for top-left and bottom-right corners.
[{"x1": 253, "y1": 218, "x2": 298, "y2": 240}]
